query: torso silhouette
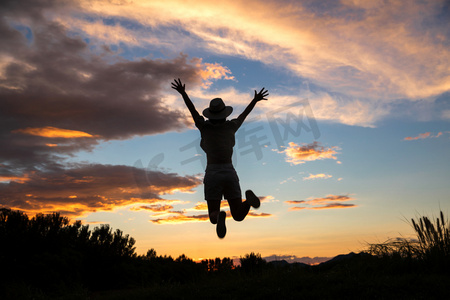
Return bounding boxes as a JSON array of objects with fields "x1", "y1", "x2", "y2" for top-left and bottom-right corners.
[{"x1": 195, "y1": 118, "x2": 243, "y2": 164}]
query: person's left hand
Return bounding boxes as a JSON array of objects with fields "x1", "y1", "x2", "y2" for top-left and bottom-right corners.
[{"x1": 254, "y1": 87, "x2": 269, "y2": 102}]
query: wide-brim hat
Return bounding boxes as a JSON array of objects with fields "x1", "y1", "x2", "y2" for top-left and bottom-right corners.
[{"x1": 203, "y1": 98, "x2": 233, "y2": 119}]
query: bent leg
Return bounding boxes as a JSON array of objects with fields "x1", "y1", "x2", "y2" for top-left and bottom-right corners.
[
  {"x1": 207, "y1": 200, "x2": 221, "y2": 224},
  {"x1": 227, "y1": 198, "x2": 250, "y2": 222}
]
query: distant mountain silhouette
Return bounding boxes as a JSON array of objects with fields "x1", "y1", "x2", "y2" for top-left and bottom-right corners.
[
  {"x1": 269, "y1": 260, "x2": 310, "y2": 268},
  {"x1": 265, "y1": 252, "x2": 374, "y2": 269},
  {"x1": 263, "y1": 254, "x2": 331, "y2": 265},
  {"x1": 320, "y1": 252, "x2": 358, "y2": 264}
]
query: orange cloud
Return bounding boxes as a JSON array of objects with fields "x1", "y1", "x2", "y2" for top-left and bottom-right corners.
[
  {"x1": 289, "y1": 206, "x2": 308, "y2": 211},
  {"x1": 285, "y1": 200, "x2": 305, "y2": 205},
  {"x1": 192, "y1": 202, "x2": 208, "y2": 211},
  {"x1": 0, "y1": 175, "x2": 31, "y2": 183},
  {"x1": 247, "y1": 212, "x2": 271, "y2": 218},
  {"x1": 76, "y1": 0, "x2": 450, "y2": 103},
  {"x1": 151, "y1": 214, "x2": 210, "y2": 224},
  {"x1": 286, "y1": 194, "x2": 356, "y2": 211},
  {"x1": 0, "y1": 164, "x2": 201, "y2": 218},
  {"x1": 404, "y1": 132, "x2": 444, "y2": 141},
  {"x1": 194, "y1": 59, "x2": 235, "y2": 88},
  {"x1": 151, "y1": 200, "x2": 272, "y2": 224},
  {"x1": 303, "y1": 173, "x2": 332, "y2": 180},
  {"x1": 281, "y1": 142, "x2": 340, "y2": 165},
  {"x1": 132, "y1": 204, "x2": 174, "y2": 212},
  {"x1": 192, "y1": 202, "x2": 231, "y2": 211},
  {"x1": 259, "y1": 195, "x2": 275, "y2": 203},
  {"x1": 404, "y1": 132, "x2": 431, "y2": 140},
  {"x1": 192, "y1": 196, "x2": 272, "y2": 211},
  {"x1": 311, "y1": 203, "x2": 356, "y2": 210},
  {"x1": 12, "y1": 126, "x2": 95, "y2": 138},
  {"x1": 307, "y1": 195, "x2": 354, "y2": 205},
  {"x1": 151, "y1": 210, "x2": 272, "y2": 224}
]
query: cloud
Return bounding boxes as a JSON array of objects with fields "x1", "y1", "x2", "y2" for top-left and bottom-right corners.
[
  {"x1": 151, "y1": 210, "x2": 272, "y2": 224},
  {"x1": 442, "y1": 110, "x2": 450, "y2": 120},
  {"x1": 197, "y1": 61, "x2": 236, "y2": 88},
  {"x1": 307, "y1": 92, "x2": 390, "y2": 127},
  {"x1": 0, "y1": 12, "x2": 196, "y2": 173},
  {"x1": 0, "y1": 175, "x2": 31, "y2": 184},
  {"x1": 285, "y1": 200, "x2": 305, "y2": 205},
  {"x1": 12, "y1": 126, "x2": 97, "y2": 138},
  {"x1": 150, "y1": 196, "x2": 273, "y2": 224},
  {"x1": 131, "y1": 204, "x2": 175, "y2": 212},
  {"x1": 5, "y1": 0, "x2": 448, "y2": 134},
  {"x1": 307, "y1": 194, "x2": 353, "y2": 205},
  {"x1": 404, "y1": 132, "x2": 444, "y2": 141},
  {"x1": 310, "y1": 203, "x2": 356, "y2": 210},
  {"x1": 280, "y1": 142, "x2": 340, "y2": 165},
  {"x1": 303, "y1": 173, "x2": 332, "y2": 180},
  {"x1": 73, "y1": 0, "x2": 449, "y2": 102},
  {"x1": 286, "y1": 194, "x2": 356, "y2": 210},
  {"x1": 192, "y1": 202, "x2": 209, "y2": 211},
  {"x1": 289, "y1": 207, "x2": 308, "y2": 211},
  {"x1": 404, "y1": 132, "x2": 431, "y2": 140},
  {"x1": 191, "y1": 201, "x2": 231, "y2": 212},
  {"x1": 0, "y1": 164, "x2": 201, "y2": 218},
  {"x1": 248, "y1": 212, "x2": 271, "y2": 218},
  {"x1": 192, "y1": 195, "x2": 274, "y2": 211},
  {"x1": 0, "y1": 1, "x2": 238, "y2": 173},
  {"x1": 151, "y1": 214, "x2": 210, "y2": 224},
  {"x1": 0, "y1": 0, "x2": 242, "y2": 218}
]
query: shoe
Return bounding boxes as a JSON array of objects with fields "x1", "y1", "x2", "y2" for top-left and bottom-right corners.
[
  {"x1": 216, "y1": 211, "x2": 227, "y2": 239},
  {"x1": 245, "y1": 190, "x2": 260, "y2": 209}
]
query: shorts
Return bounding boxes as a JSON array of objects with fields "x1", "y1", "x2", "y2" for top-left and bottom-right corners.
[{"x1": 203, "y1": 164, "x2": 242, "y2": 201}]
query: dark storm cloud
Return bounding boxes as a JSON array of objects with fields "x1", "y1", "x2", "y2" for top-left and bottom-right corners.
[
  {"x1": 0, "y1": 164, "x2": 201, "y2": 217},
  {"x1": 0, "y1": 0, "x2": 202, "y2": 172},
  {"x1": 0, "y1": 0, "x2": 205, "y2": 216}
]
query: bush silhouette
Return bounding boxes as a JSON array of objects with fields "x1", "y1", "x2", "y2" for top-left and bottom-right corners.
[
  {"x1": 201, "y1": 257, "x2": 234, "y2": 273},
  {"x1": 367, "y1": 210, "x2": 450, "y2": 272},
  {"x1": 0, "y1": 208, "x2": 140, "y2": 295},
  {"x1": 239, "y1": 252, "x2": 267, "y2": 273}
]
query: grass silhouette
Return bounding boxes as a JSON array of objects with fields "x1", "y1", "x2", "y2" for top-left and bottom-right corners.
[
  {"x1": 367, "y1": 210, "x2": 450, "y2": 273},
  {"x1": 413, "y1": 211, "x2": 450, "y2": 262}
]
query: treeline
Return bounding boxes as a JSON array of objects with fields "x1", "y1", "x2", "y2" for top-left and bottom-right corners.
[
  {"x1": 2, "y1": 208, "x2": 450, "y2": 299},
  {"x1": 0, "y1": 208, "x2": 267, "y2": 298}
]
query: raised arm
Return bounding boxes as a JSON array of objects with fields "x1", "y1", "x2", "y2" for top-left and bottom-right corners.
[
  {"x1": 171, "y1": 78, "x2": 201, "y2": 121},
  {"x1": 237, "y1": 87, "x2": 269, "y2": 124}
]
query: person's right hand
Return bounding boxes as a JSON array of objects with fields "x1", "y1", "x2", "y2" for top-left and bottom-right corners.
[
  {"x1": 253, "y1": 87, "x2": 269, "y2": 102},
  {"x1": 171, "y1": 78, "x2": 185, "y2": 94}
]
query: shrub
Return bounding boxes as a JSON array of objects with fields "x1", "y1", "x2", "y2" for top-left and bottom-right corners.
[
  {"x1": 411, "y1": 210, "x2": 450, "y2": 264},
  {"x1": 239, "y1": 252, "x2": 267, "y2": 273},
  {"x1": 367, "y1": 210, "x2": 450, "y2": 272}
]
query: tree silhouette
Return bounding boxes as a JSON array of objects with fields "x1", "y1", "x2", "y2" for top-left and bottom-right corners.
[
  {"x1": 0, "y1": 208, "x2": 142, "y2": 295},
  {"x1": 201, "y1": 257, "x2": 234, "y2": 273},
  {"x1": 239, "y1": 252, "x2": 267, "y2": 273}
]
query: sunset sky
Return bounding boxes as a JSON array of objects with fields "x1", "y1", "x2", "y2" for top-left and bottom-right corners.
[{"x1": 1, "y1": 0, "x2": 449, "y2": 262}]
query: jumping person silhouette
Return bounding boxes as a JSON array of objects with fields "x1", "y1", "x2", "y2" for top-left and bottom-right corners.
[{"x1": 172, "y1": 78, "x2": 269, "y2": 238}]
